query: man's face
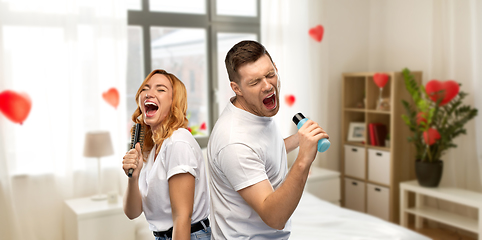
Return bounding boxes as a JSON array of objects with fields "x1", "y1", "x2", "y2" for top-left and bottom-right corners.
[{"x1": 231, "y1": 54, "x2": 280, "y2": 117}]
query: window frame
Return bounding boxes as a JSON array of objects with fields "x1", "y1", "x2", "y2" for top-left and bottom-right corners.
[{"x1": 127, "y1": 0, "x2": 260, "y2": 148}]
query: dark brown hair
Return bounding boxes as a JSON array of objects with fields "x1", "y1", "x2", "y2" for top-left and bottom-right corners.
[{"x1": 224, "y1": 40, "x2": 274, "y2": 83}]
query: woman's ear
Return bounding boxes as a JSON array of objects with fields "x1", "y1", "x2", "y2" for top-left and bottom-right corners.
[{"x1": 230, "y1": 81, "x2": 242, "y2": 96}]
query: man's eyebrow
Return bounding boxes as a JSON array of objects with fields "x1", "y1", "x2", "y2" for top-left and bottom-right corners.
[{"x1": 250, "y1": 70, "x2": 276, "y2": 82}]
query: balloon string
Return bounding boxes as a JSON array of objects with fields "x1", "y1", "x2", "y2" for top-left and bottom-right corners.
[{"x1": 378, "y1": 87, "x2": 383, "y2": 110}]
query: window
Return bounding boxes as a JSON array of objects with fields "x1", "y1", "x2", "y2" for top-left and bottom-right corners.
[{"x1": 127, "y1": 0, "x2": 260, "y2": 147}]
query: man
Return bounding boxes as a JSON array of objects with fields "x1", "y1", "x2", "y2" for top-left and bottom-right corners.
[{"x1": 207, "y1": 40, "x2": 329, "y2": 239}]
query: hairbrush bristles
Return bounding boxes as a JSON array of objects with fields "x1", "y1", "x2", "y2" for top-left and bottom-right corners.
[
  {"x1": 128, "y1": 123, "x2": 145, "y2": 177},
  {"x1": 130, "y1": 123, "x2": 145, "y2": 150}
]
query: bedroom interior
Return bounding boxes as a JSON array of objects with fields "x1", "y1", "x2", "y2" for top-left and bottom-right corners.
[{"x1": 1, "y1": 0, "x2": 482, "y2": 240}]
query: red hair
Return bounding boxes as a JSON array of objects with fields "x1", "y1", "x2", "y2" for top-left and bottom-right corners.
[{"x1": 131, "y1": 69, "x2": 189, "y2": 158}]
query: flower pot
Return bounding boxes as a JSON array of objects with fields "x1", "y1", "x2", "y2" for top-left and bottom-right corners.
[{"x1": 415, "y1": 160, "x2": 443, "y2": 187}]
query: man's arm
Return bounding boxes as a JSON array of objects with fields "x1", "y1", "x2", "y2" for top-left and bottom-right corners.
[
  {"x1": 238, "y1": 120, "x2": 327, "y2": 230},
  {"x1": 284, "y1": 132, "x2": 299, "y2": 154}
]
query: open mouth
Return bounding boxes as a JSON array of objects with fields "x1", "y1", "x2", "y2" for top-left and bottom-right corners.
[
  {"x1": 262, "y1": 92, "x2": 277, "y2": 110},
  {"x1": 144, "y1": 101, "x2": 159, "y2": 118}
]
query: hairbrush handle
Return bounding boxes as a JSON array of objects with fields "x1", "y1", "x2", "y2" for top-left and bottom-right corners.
[{"x1": 128, "y1": 123, "x2": 142, "y2": 178}]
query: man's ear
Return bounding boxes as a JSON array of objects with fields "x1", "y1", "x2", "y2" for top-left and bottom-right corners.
[{"x1": 230, "y1": 81, "x2": 242, "y2": 97}]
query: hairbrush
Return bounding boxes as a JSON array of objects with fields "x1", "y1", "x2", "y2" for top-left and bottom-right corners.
[{"x1": 128, "y1": 123, "x2": 145, "y2": 177}]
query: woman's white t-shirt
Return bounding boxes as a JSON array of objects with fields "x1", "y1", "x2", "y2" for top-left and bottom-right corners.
[{"x1": 139, "y1": 128, "x2": 210, "y2": 232}]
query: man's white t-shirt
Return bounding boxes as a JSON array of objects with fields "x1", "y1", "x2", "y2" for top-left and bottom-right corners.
[
  {"x1": 139, "y1": 128, "x2": 210, "y2": 232},
  {"x1": 207, "y1": 99, "x2": 291, "y2": 239}
]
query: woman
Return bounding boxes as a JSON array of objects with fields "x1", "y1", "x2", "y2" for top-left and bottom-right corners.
[{"x1": 122, "y1": 69, "x2": 211, "y2": 240}]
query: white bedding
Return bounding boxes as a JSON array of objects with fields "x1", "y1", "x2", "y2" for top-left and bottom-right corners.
[{"x1": 290, "y1": 192, "x2": 432, "y2": 240}]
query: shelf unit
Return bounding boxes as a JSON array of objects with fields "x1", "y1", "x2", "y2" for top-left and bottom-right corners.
[
  {"x1": 340, "y1": 71, "x2": 422, "y2": 223},
  {"x1": 400, "y1": 180, "x2": 482, "y2": 238}
]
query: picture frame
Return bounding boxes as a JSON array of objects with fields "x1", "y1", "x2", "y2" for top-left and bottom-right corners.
[{"x1": 347, "y1": 122, "x2": 366, "y2": 142}]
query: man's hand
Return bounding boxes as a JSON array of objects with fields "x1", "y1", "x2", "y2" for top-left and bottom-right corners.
[{"x1": 297, "y1": 119, "x2": 328, "y2": 164}]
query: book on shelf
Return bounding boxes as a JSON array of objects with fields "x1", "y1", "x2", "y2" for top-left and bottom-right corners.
[
  {"x1": 368, "y1": 123, "x2": 387, "y2": 147},
  {"x1": 369, "y1": 123, "x2": 377, "y2": 146}
]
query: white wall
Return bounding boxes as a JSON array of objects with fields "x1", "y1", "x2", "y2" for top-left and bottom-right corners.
[
  {"x1": 367, "y1": 0, "x2": 432, "y2": 72},
  {"x1": 315, "y1": 0, "x2": 371, "y2": 170}
]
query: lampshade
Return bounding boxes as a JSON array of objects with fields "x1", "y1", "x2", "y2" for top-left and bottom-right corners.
[{"x1": 83, "y1": 131, "x2": 114, "y2": 158}]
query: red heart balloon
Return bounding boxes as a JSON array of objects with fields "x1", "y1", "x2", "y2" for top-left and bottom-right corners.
[
  {"x1": 373, "y1": 73, "x2": 389, "y2": 88},
  {"x1": 102, "y1": 87, "x2": 119, "y2": 109},
  {"x1": 308, "y1": 25, "x2": 324, "y2": 42},
  {"x1": 423, "y1": 128, "x2": 441, "y2": 146},
  {"x1": 285, "y1": 95, "x2": 296, "y2": 107},
  {"x1": 425, "y1": 80, "x2": 459, "y2": 106},
  {"x1": 0, "y1": 90, "x2": 32, "y2": 125}
]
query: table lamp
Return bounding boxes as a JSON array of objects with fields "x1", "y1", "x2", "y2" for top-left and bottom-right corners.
[{"x1": 83, "y1": 131, "x2": 114, "y2": 201}]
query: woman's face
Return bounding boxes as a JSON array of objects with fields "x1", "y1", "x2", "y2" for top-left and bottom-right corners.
[{"x1": 138, "y1": 74, "x2": 173, "y2": 132}]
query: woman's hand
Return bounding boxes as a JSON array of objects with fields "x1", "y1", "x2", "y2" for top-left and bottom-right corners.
[{"x1": 122, "y1": 142, "x2": 144, "y2": 178}]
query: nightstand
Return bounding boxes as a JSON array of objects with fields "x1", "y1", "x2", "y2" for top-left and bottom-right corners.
[
  {"x1": 306, "y1": 167, "x2": 341, "y2": 205},
  {"x1": 64, "y1": 196, "x2": 135, "y2": 240}
]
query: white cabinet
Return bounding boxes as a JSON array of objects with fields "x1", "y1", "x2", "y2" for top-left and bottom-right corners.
[
  {"x1": 344, "y1": 177, "x2": 365, "y2": 212},
  {"x1": 344, "y1": 145, "x2": 365, "y2": 179},
  {"x1": 306, "y1": 167, "x2": 340, "y2": 205},
  {"x1": 64, "y1": 196, "x2": 135, "y2": 240},
  {"x1": 367, "y1": 183, "x2": 390, "y2": 221},
  {"x1": 368, "y1": 149, "x2": 391, "y2": 185}
]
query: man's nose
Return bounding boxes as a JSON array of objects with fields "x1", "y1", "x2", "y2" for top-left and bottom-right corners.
[{"x1": 261, "y1": 78, "x2": 273, "y2": 92}]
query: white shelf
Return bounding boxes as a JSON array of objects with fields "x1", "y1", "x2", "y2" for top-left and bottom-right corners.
[
  {"x1": 405, "y1": 206, "x2": 478, "y2": 233},
  {"x1": 400, "y1": 180, "x2": 482, "y2": 239},
  {"x1": 401, "y1": 180, "x2": 482, "y2": 207}
]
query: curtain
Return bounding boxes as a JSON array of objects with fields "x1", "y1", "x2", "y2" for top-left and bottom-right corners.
[
  {"x1": 471, "y1": 0, "x2": 482, "y2": 187},
  {"x1": 428, "y1": 0, "x2": 481, "y2": 191},
  {"x1": 261, "y1": 0, "x2": 331, "y2": 168},
  {"x1": 0, "y1": 0, "x2": 127, "y2": 239}
]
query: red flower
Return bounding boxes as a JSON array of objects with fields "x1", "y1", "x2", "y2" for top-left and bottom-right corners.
[
  {"x1": 200, "y1": 122, "x2": 206, "y2": 130},
  {"x1": 423, "y1": 128, "x2": 441, "y2": 145},
  {"x1": 187, "y1": 127, "x2": 192, "y2": 133},
  {"x1": 416, "y1": 112, "x2": 427, "y2": 125}
]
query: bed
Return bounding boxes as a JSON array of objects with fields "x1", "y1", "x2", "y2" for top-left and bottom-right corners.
[
  {"x1": 135, "y1": 191, "x2": 431, "y2": 240},
  {"x1": 290, "y1": 191, "x2": 431, "y2": 240}
]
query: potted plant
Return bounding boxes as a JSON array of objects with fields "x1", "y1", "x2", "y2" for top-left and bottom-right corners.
[{"x1": 401, "y1": 68, "x2": 478, "y2": 187}]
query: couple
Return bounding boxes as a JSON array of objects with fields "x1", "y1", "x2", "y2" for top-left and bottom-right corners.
[{"x1": 122, "y1": 40, "x2": 329, "y2": 240}]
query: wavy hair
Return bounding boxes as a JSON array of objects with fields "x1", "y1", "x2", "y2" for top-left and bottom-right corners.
[{"x1": 131, "y1": 69, "x2": 189, "y2": 159}]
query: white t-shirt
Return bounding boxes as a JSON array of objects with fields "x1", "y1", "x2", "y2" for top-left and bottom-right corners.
[
  {"x1": 207, "y1": 99, "x2": 291, "y2": 239},
  {"x1": 139, "y1": 128, "x2": 210, "y2": 232}
]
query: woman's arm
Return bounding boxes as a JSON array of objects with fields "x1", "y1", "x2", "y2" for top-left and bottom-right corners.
[
  {"x1": 122, "y1": 143, "x2": 144, "y2": 219},
  {"x1": 169, "y1": 173, "x2": 195, "y2": 240}
]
